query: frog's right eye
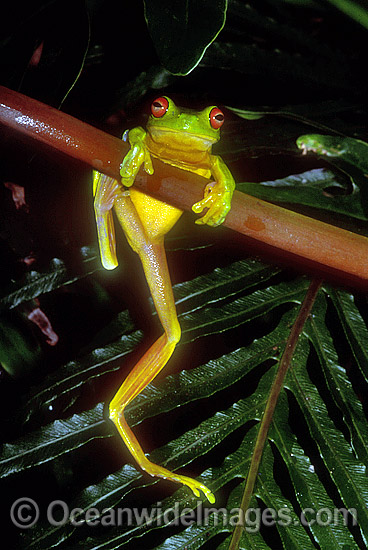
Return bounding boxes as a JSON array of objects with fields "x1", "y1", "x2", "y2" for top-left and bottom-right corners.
[
  {"x1": 209, "y1": 107, "x2": 224, "y2": 129},
  {"x1": 151, "y1": 97, "x2": 169, "y2": 118}
]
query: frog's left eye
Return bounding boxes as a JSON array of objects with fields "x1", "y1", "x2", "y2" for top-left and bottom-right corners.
[
  {"x1": 151, "y1": 97, "x2": 169, "y2": 118},
  {"x1": 209, "y1": 107, "x2": 224, "y2": 129}
]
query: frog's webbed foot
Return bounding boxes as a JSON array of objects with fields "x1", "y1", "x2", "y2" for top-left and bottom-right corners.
[
  {"x1": 135, "y1": 453, "x2": 215, "y2": 503},
  {"x1": 174, "y1": 473, "x2": 216, "y2": 504},
  {"x1": 94, "y1": 177, "x2": 120, "y2": 214},
  {"x1": 93, "y1": 172, "x2": 120, "y2": 270},
  {"x1": 120, "y1": 127, "x2": 154, "y2": 187},
  {"x1": 192, "y1": 181, "x2": 232, "y2": 227},
  {"x1": 112, "y1": 409, "x2": 216, "y2": 503}
]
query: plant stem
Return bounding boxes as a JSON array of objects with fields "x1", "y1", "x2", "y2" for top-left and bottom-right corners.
[
  {"x1": 1, "y1": 86, "x2": 368, "y2": 288},
  {"x1": 228, "y1": 279, "x2": 322, "y2": 550}
]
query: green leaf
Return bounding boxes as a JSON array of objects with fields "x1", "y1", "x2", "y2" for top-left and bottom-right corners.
[
  {"x1": 0, "y1": 404, "x2": 111, "y2": 479},
  {"x1": 323, "y1": 0, "x2": 368, "y2": 29},
  {"x1": 18, "y1": 328, "x2": 141, "y2": 426},
  {"x1": 305, "y1": 292, "x2": 368, "y2": 463},
  {"x1": 271, "y1": 394, "x2": 361, "y2": 549},
  {"x1": 181, "y1": 277, "x2": 308, "y2": 343},
  {"x1": 0, "y1": 312, "x2": 41, "y2": 377},
  {"x1": 329, "y1": 288, "x2": 368, "y2": 381},
  {"x1": 143, "y1": 0, "x2": 228, "y2": 74},
  {"x1": 228, "y1": 100, "x2": 353, "y2": 131},
  {"x1": 296, "y1": 133, "x2": 368, "y2": 193},
  {"x1": 0, "y1": 247, "x2": 101, "y2": 310},
  {"x1": 256, "y1": 442, "x2": 319, "y2": 549},
  {"x1": 14, "y1": 259, "x2": 279, "y2": 427},
  {"x1": 205, "y1": 41, "x2": 353, "y2": 93},
  {"x1": 237, "y1": 169, "x2": 367, "y2": 221},
  {"x1": 1, "y1": 262, "x2": 367, "y2": 549},
  {"x1": 297, "y1": 134, "x2": 368, "y2": 175},
  {"x1": 286, "y1": 335, "x2": 368, "y2": 545},
  {"x1": 173, "y1": 259, "x2": 280, "y2": 312}
]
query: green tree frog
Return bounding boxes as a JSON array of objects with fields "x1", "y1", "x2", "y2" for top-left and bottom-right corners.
[{"x1": 93, "y1": 96, "x2": 235, "y2": 503}]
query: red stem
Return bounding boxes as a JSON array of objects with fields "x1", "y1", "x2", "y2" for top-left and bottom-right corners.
[{"x1": 1, "y1": 86, "x2": 367, "y2": 289}]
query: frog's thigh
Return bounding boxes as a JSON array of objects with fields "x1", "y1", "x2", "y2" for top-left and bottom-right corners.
[{"x1": 129, "y1": 188, "x2": 183, "y2": 240}]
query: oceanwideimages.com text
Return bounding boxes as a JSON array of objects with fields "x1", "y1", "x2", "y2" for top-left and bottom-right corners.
[{"x1": 10, "y1": 497, "x2": 358, "y2": 534}]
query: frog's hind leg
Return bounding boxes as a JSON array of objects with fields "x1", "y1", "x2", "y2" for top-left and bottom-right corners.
[{"x1": 109, "y1": 190, "x2": 215, "y2": 503}]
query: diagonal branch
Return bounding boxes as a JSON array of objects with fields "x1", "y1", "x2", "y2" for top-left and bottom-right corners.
[{"x1": 1, "y1": 86, "x2": 368, "y2": 288}]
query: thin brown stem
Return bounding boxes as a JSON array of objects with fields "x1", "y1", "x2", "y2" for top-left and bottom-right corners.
[{"x1": 228, "y1": 279, "x2": 322, "y2": 550}]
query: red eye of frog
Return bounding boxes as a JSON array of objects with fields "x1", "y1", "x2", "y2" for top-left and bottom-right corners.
[
  {"x1": 151, "y1": 97, "x2": 169, "y2": 118},
  {"x1": 209, "y1": 107, "x2": 224, "y2": 129}
]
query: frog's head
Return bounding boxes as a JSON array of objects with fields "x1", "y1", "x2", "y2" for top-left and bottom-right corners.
[{"x1": 147, "y1": 96, "x2": 224, "y2": 152}]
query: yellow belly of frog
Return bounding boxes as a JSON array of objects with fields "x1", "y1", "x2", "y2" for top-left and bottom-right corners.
[{"x1": 129, "y1": 187, "x2": 182, "y2": 240}]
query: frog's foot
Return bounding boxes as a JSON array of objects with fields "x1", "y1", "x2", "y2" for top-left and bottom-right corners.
[
  {"x1": 141, "y1": 458, "x2": 215, "y2": 503},
  {"x1": 99, "y1": 180, "x2": 120, "y2": 213},
  {"x1": 192, "y1": 182, "x2": 231, "y2": 227},
  {"x1": 174, "y1": 473, "x2": 216, "y2": 504},
  {"x1": 120, "y1": 151, "x2": 153, "y2": 187},
  {"x1": 120, "y1": 131, "x2": 154, "y2": 187},
  {"x1": 94, "y1": 174, "x2": 120, "y2": 214}
]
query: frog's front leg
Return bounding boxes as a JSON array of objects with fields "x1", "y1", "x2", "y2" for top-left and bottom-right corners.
[
  {"x1": 120, "y1": 127, "x2": 154, "y2": 187},
  {"x1": 192, "y1": 154, "x2": 235, "y2": 227}
]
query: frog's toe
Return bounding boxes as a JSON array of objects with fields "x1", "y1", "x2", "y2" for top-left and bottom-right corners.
[
  {"x1": 192, "y1": 198, "x2": 207, "y2": 214},
  {"x1": 121, "y1": 175, "x2": 135, "y2": 188},
  {"x1": 196, "y1": 483, "x2": 215, "y2": 504},
  {"x1": 143, "y1": 154, "x2": 154, "y2": 175},
  {"x1": 198, "y1": 205, "x2": 224, "y2": 227},
  {"x1": 181, "y1": 476, "x2": 215, "y2": 504}
]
